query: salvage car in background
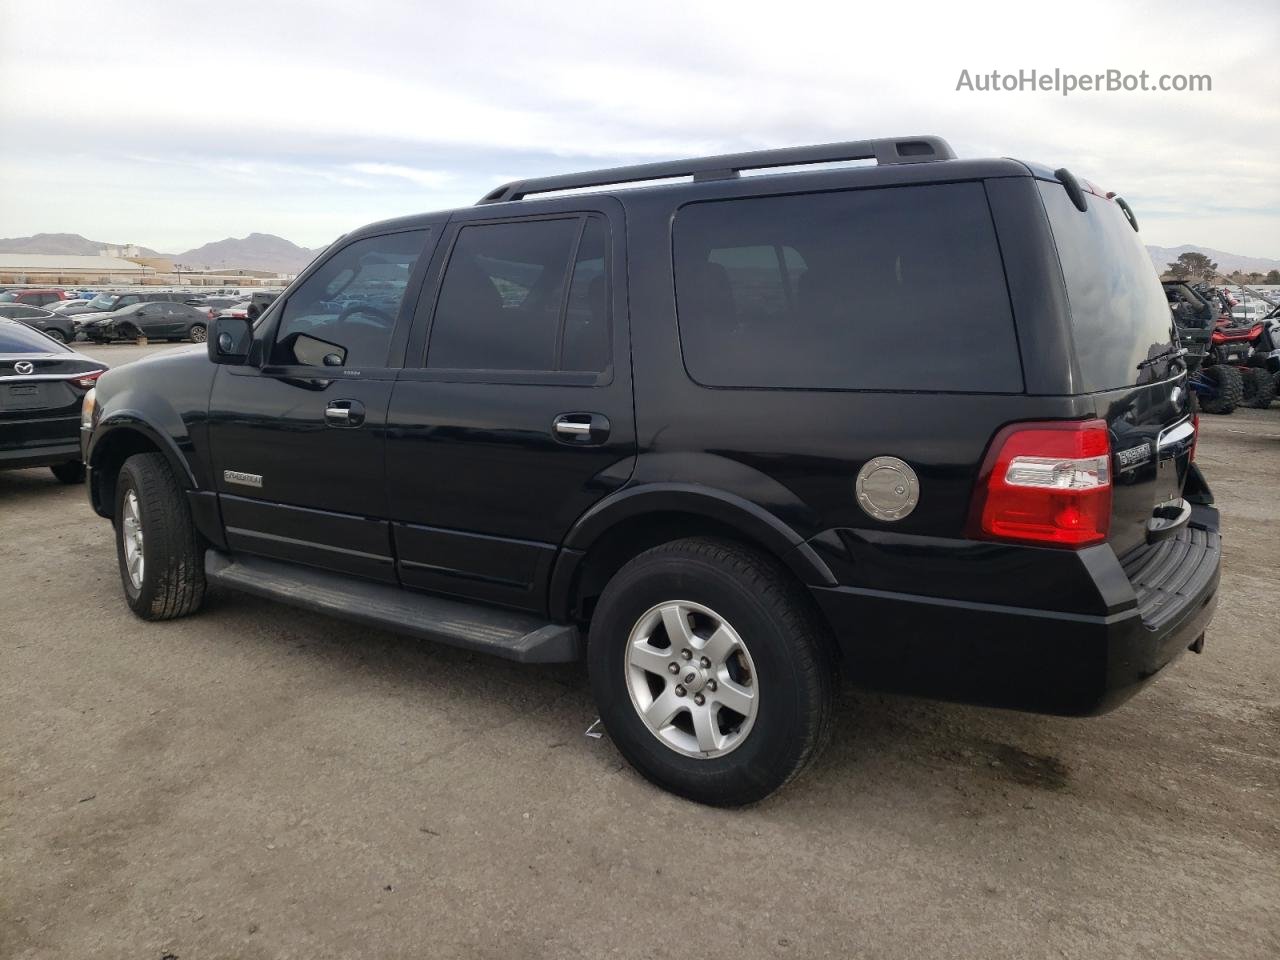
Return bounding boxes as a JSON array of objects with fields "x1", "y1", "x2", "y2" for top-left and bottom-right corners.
[
  {"x1": 0, "y1": 303, "x2": 77, "y2": 343},
  {"x1": 81, "y1": 301, "x2": 214, "y2": 343},
  {"x1": 0, "y1": 317, "x2": 105, "y2": 482}
]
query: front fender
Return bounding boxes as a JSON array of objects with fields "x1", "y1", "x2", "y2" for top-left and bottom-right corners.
[{"x1": 87, "y1": 409, "x2": 197, "y2": 490}]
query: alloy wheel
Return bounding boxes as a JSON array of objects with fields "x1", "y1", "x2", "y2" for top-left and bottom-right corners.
[{"x1": 624, "y1": 600, "x2": 759, "y2": 758}]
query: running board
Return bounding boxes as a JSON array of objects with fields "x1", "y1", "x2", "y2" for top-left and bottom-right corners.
[{"x1": 204, "y1": 550, "x2": 580, "y2": 663}]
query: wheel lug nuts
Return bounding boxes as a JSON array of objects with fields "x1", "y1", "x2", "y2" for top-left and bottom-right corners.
[
  {"x1": 667, "y1": 662, "x2": 680, "y2": 674},
  {"x1": 675, "y1": 685, "x2": 686, "y2": 697},
  {"x1": 707, "y1": 680, "x2": 717, "y2": 692},
  {"x1": 680, "y1": 649, "x2": 692, "y2": 660},
  {"x1": 699, "y1": 657, "x2": 711, "y2": 669},
  {"x1": 693, "y1": 694, "x2": 705, "y2": 706}
]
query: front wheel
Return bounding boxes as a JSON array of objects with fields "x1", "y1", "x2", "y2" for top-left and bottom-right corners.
[
  {"x1": 588, "y1": 538, "x2": 835, "y2": 806},
  {"x1": 115, "y1": 452, "x2": 206, "y2": 620}
]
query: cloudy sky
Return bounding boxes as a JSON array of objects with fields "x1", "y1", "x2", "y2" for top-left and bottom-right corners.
[{"x1": 1, "y1": 0, "x2": 1277, "y2": 256}]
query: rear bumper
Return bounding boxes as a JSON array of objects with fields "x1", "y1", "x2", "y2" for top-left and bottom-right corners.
[
  {"x1": 808, "y1": 506, "x2": 1221, "y2": 716},
  {"x1": 0, "y1": 439, "x2": 82, "y2": 469},
  {"x1": 1, "y1": 416, "x2": 83, "y2": 469}
]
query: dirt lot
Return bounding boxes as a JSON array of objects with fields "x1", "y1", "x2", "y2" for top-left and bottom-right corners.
[{"x1": 3, "y1": 343, "x2": 1278, "y2": 959}]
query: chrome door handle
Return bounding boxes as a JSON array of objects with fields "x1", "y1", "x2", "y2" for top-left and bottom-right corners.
[
  {"x1": 325, "y1": 399, "x2": 365, "y2": 427},
  {"x1": 553, "y1": 413, "x2": 610, "y2": 444}
]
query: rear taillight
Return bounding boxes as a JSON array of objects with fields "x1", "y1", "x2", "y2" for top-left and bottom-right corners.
[
  {"x1": 968, "y1": 419, "x2": 1112, "y2": 548},
  {"x1": 74, "y1": 370, "x2": 104, "y2": 389}
]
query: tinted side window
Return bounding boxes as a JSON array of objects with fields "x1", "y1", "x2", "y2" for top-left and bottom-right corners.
[
  {"x1": 560, "y1": 216, "x2": 610, "y2": 372},
  {"x1": 427, "y1": 217, "x2": 604, "y2": 372},
  {"x1": 273, "y1": 230, "x2": 427, "y2": 367},
  {"x1": 673, "y1": 183, "x2": 1022, "y2": 392}
]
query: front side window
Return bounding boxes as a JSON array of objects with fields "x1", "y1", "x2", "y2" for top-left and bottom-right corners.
[
  {"x1": 272, "y1": 230, "x2": 428, "y2": 367},
  {"x1": 426, "y1": 216, "x2": 610, "y2": 373},
  {"x1": 673, "y1": 182, "x2": 1022, "y2": 392}
]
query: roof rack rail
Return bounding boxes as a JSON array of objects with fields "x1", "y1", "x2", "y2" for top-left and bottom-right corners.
[{"x1": 477, "y1": 135, "x2": 956, "y2": 204}]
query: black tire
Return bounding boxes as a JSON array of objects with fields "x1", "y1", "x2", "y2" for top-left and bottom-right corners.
[
  {"x1": 188, "y1": 323, "x2": 207, "y2": 343},
  {"x1": 1243, "y1": 366, "x2": 1276, "y2": 408},
  {"x1": 1199, "y1": 364, "x2": 1243, "y2": 414},
  {"x1": 114, "y1": 452, "x2": 206, "y2": 620},
  {"x1": 50, "y1": 460, "x2": 85, "y2": 484},
  {"x1": 587, "y1": 537, "x2": 835, "y2": 806},
  {"x1": 44, "y1": 328, "x2": 68, "y2": 344}
]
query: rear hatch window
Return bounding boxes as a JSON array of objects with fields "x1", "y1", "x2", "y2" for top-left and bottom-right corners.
[
  {"x1": 673, "y1": 182, "x2": 1023, "y2": 392},
  {"x1": 1037, "y1": 182, "x2": 1177, "y2": 391},
  {"x1": 1039, "y1": 180, "x2": 1192, "y2": 556}
]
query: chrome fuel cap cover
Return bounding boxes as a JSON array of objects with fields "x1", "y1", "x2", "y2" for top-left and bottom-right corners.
[{"x1": 855, "y1": 456, "x2": 919, "y2": 521}]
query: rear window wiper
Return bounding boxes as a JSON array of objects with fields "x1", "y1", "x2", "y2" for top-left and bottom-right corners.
[{"x1": 1137, "y1": 345, "x2": 1187, "y2": 370}]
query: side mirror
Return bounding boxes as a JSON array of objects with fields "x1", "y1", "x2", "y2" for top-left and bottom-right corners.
[{"x1": 209, "y1": 315, "x2": 253, "y2": 365}]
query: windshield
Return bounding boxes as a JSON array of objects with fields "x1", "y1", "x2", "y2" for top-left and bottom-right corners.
[
  {"x1": 1039, "y1": 182, "x2": 1177, "y2": 391},
  {"x1": 0, "y1": 292, "x2": 17, "y2": 302},
  {"x1": 88, "y1": 294, "x2": 122, "y2": 312}
]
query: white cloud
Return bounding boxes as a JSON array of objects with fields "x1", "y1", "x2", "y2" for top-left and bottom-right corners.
[{"x1": 0, "y1": 0, "x2": 1276, "y2": 254}]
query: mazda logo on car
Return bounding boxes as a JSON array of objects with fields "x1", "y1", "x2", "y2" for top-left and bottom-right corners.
[{"x1": 14, "y1": 361, "x2": 34, "y2": 375}]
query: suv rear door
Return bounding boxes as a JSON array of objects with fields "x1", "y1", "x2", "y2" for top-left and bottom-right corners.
[
  {"x1": 1037, "y1": 180, "x2": 1192, "y2": 556},
  {"x1": 384, "y1": 198, "x2": 635, "y2": 613}
]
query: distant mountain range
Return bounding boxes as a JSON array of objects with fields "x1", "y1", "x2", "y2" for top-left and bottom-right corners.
[
  {"x1": 0, "y1": 232, "x2": 321, "y2": 275},
  {"x1": 1146, "y1": 244, "x2": 1280, "y2": 276},
  {"x1": 2, "y1": 232, "x2": 1276, "y2": 280}
]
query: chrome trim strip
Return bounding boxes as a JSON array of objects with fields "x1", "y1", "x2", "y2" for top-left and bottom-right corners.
[
  {"x1": 0, "y1": 372, "x2": 102, "y2": 383},
  {"x1": 1157, "y1": 417, "x2": 1195, "y2": 449}
]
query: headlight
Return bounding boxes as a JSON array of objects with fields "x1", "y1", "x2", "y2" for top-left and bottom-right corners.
[{"x1": 81, "y1": 387, "x2": 97, "y2": 430}]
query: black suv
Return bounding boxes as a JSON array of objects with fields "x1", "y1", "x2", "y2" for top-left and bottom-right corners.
[{"x1": 82, "y1": 137, "x2": 1221, "y2": 805}]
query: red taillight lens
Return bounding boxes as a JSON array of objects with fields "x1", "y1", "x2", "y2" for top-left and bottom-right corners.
[
  {"x1": 969, "y1": 419, "x2": 1112, "y2": 548},
  {"x1": 74, "y1": 370, "x2": 104, "y2": 389}
]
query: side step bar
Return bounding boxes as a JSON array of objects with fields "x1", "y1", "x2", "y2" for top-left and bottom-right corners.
[{"x1": 204, "y1": 550, "x2": 580, "y2": 663}]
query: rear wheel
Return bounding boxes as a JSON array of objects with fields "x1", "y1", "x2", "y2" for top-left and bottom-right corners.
[
  {"x1": 50, "y1": 460, "x2": 85, "y2": 484},
  {"x1": 587, "y1": 538, "x2": 835, "y2": 806},
  {"x1": 44, "y1": 329, "x2": 68, "y2": 344},
  {"x1": 1199, "y1": 364, "x2": 1243, "y2": 414},
  {"x1": 188, "y1": 323, "x2": 207, "y2": 343},
  {"x1": 115, "y1": 452, "x2": 206, "y2": 620},
  {"x1": 1243, "y1": 366, "x2": 1276, "y2": 408}
]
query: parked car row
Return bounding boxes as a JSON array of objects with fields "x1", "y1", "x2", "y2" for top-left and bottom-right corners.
[{"x1": 0, "y1": 287, "x2": 280, "y2": 344}]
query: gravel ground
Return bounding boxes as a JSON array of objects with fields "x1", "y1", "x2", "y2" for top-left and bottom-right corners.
[{"x1": 2, "y1": 344, "x2": 1277, "y2": 959}]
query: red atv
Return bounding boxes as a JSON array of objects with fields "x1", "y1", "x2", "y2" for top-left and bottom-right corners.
[{"x1": 1208, "y1": 318, "x2": 1276, "y2": 408}]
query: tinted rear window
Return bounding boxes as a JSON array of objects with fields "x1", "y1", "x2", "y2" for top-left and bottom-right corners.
[
  {"x1": 673, "y1": 182, "x2": 1022, "y2": 392},
  {"x1": 1038, "y1": 182, "x2": 1176, "y2": 391},
  {"x1": 0, "y1": 321, "x2": 69, "y2": 353}
]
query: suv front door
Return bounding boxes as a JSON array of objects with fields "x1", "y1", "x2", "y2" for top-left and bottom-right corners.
[
  {"x1": 207, "y1": 227, "x2": 434, "y2": 582},
  {"x1": 385, "y1": 200, "x2": 634, "y2": 612}
]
